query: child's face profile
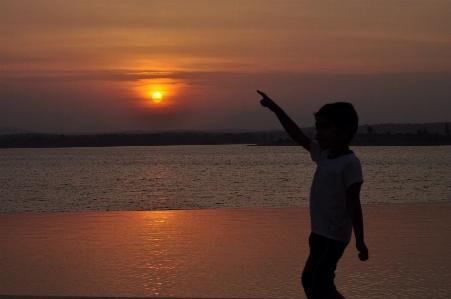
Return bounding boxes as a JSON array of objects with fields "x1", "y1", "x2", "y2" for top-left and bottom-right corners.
[{"x1": 314, "y1": 116, "x2": 349, "y2": 150}]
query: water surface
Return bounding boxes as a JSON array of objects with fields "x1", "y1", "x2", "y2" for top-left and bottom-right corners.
[
  {"x1": 1, "y1": 203, "x2": 450, "y2": 298},
  {"x1": 1, "y1": 145, "x2": 450, "y2": 212}
]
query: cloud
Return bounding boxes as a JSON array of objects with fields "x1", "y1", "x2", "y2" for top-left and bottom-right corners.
[{"x1": 2, "y1": 1, "x2": 451, "y2": 74}]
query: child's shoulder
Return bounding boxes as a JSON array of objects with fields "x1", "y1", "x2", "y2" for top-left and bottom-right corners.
[
  {"x1": 329, "y1": 151, "x2": 362, "y2": 175},
  {"x1": 342, "y1": 151, "x2": 362, "y2": 166}
]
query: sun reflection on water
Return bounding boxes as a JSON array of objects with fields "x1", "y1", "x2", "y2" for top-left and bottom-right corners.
[{"x1": 1, "y1": 204, "x2": 451, "y2": 298}]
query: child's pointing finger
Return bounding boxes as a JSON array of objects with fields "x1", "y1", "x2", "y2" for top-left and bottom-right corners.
[{"x1": 256, "y1": 90, "x2": 269, "y2": 99}]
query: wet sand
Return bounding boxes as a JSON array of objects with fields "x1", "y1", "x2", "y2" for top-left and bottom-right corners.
[{"x1": 1, "y1": 202, "x2": 450, "y2": 298}]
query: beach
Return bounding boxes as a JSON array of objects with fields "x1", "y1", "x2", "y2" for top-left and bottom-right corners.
[{"x1": 1, "y1": 202, "x2": 450, "y2": 298}]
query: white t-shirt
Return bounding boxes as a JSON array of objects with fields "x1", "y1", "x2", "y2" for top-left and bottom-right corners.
[{"x1": 309, "y1": 140, "x2": 364, "y2": 243}]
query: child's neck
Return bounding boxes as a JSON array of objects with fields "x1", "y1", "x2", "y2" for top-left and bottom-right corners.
[{"x1": 328, "y1": 144, "x2": 352, "y2": 159}]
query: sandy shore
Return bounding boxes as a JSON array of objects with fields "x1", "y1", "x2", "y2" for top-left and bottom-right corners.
[{"x1": 1, "y1": 202, "x2": 450, "y2": 298}]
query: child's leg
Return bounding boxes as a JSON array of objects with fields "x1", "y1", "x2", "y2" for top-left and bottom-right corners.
[{"x1": 302, "y1": 233, "x2": 348, "y2": 299}]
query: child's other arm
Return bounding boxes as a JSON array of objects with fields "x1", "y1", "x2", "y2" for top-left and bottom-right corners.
[
  {"x1": 347, "y1": 182, "x2": 369, "y2": 261},
  {"x1": 257, "y1": 90, "x2": 311, "y2": 151}
]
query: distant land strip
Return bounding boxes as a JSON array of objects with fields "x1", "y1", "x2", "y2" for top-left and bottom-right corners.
[{"x1": 0, "y1": 131, "x2": 450, "y2": 148}]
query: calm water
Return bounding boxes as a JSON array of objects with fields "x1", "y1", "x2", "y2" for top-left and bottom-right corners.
[
  {"x1": 1, "y1": 204, "x2": 450, "y2": 298},
  {"x1": 1, "y1": 145, "x2": 451, "y2": 298},
  {"x1": 1, "y1": 145, "x2": 450, "y2": 213}
]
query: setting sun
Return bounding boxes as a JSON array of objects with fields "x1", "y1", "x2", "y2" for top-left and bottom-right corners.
[
  {"x1": 133, "y1": 78, "x2": 187, "y2": 110},
  {"x1": 152, "y1": 92, "x2": 163, "y2": 103}
]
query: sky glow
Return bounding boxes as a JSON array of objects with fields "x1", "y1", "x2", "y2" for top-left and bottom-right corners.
[{"x1": 1, "y1": 0, "x2": 450, "y2": 133}]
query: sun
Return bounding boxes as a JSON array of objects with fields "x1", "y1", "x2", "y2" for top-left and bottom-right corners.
[
  {"x1": 135, "y1": 78, "x2": 183, "y2": 107},
  {"x1": 151, "y1": 92, "x2": 163, "y2": 103}
]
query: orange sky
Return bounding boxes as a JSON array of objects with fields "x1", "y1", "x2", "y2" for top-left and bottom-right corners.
[{"x1": 1, "y1": 0, "x2": 450, "y2": 132}]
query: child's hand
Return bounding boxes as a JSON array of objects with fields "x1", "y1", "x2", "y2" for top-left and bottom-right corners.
[
  {"x1": 356, "y1": 241, "x2": 369, "y2": 261},
  {"x1": 257, "y1": 90, "x2": 278, "y2": 111}
]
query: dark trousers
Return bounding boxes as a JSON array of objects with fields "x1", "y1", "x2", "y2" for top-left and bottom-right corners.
[{"x1": 302, "y1": 233, "x2": 348, "y2": 299}]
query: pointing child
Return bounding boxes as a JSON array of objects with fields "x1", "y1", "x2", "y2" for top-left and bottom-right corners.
[{"x1": 258, "y1": 90, "x2": 368, "y2": 299}]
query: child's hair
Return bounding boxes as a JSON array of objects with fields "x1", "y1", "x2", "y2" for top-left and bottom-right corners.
[{"x1": 314, "y1": 102, "x2": 359, "y2": 143}]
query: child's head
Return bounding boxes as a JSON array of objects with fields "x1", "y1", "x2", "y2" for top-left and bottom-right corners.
[{"x1": 314, "y1": 102, "x2": 359, "y2": 144}]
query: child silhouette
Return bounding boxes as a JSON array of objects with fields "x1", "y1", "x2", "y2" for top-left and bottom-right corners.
[{"x1": 258, "y1": 90, "x2": 368, "y2": 299}]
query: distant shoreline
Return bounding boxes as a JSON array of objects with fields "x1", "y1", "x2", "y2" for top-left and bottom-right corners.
[
  {"x1": 1, "y1": 131, "x2": 450, "y2": 148},
  {"x1": 258, "y1": 133, "x2": 451, "y2": 146}
]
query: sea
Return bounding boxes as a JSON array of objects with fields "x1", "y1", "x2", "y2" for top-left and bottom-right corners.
[{"x1": 1, "y1": 145, "x2": 450, "y2": 213}]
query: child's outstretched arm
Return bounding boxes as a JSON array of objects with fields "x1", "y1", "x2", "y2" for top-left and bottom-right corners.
[
  {"x1": 257, "y1": 90, "x2": 311, "y2": 151},
  {"x1": 347, "y1": 182, "x2": 369, "y2": 261}
]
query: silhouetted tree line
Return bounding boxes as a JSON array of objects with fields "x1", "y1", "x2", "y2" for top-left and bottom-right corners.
[
  {"x1": 1, "y1": 128, "x2": 450, "y2": 148},
  {"x1": 350, "y1": 125, "x2": 451, "y2": 146}
]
